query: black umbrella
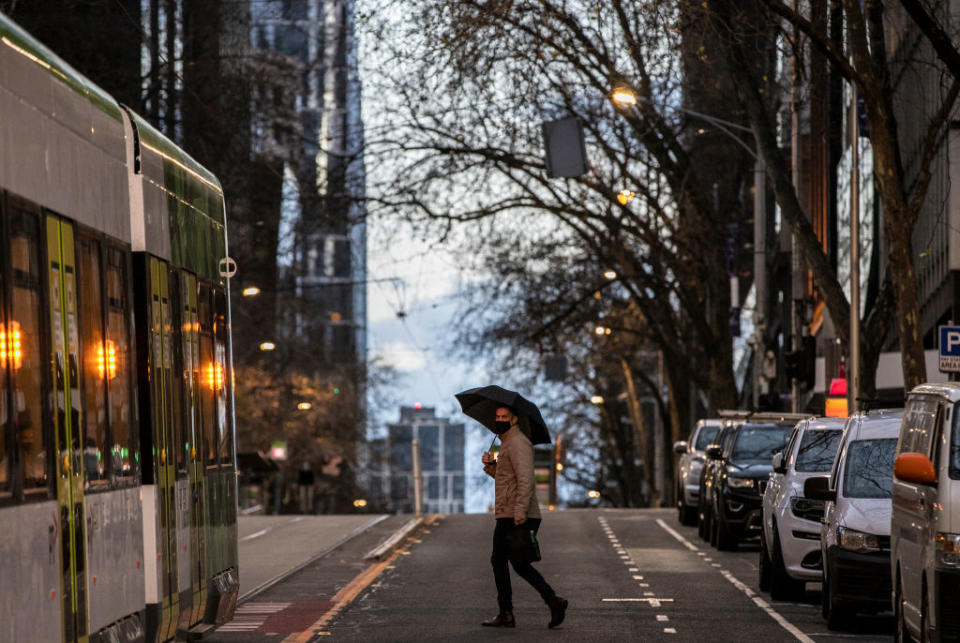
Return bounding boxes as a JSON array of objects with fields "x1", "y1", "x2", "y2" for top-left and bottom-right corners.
[{"x1": 455, "y1": 385, "x2": 551, "y2": 445}]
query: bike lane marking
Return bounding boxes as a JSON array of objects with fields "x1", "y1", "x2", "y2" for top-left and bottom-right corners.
[{"x1": 655, "y1": 518, "x2": 814, "y2": 643}]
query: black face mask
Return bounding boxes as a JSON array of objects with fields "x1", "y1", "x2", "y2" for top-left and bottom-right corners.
[{"x1": 493, "y1": 420, "x2": 512, "y2": 434}]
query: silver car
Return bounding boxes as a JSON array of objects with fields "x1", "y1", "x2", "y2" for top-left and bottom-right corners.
[{"x1": 674, "y1": 419, "x2": 722, "y2": 525}]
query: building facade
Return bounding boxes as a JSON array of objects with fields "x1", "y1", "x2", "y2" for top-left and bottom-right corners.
[{"x1": 385, "y1": 406, "x2": 465, "y2": 514}]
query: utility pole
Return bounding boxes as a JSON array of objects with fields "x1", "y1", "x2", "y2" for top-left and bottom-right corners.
[
  {"x1": 412, "y1": 439, "x2": 423, "y2": 518},
  {"x1": 753, "y1": 158, "x2": 767, "y2": 409},
  {"x1": 849, "y1": 90, "x2": 861, "y2": 412},
  {"x1": 790, "y1": 5, "x2": 803, "y2": 413}
]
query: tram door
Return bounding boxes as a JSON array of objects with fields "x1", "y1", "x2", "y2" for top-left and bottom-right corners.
[
  {"x1": 182, "y1": 272, "x2": 207, "y2": 626},
  {"x1": 45, "y1": 216, "x2": 89, "y2": 643},
  {"x1": 149, "y1": 258, "x2": 179, "y2": 641}
]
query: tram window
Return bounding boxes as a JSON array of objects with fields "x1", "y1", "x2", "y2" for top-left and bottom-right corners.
[
  {"x1": 106, "y1": 247, "x2": 133, "y2": 478},
  {"x1": 77, "y1": 236, "x2": 107, "y2": 486},
  {"x1": 198, "y1": 284, "x2": 216, "y2": 466},
  {"x1": 214, "y1": 289, "x2": 229, "y2": 466},
  {"x1": 0, "y1": 223, "x2": 8, "y2": 497},
  {"x1": 168, "y1": 269, "x2": 186, "y2": 477},
  {"x1": 9, "y1": 210, "x2": 48, "y2": 494}
]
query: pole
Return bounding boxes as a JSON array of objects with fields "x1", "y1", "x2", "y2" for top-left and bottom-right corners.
[
  {"x1": 753, "y1": 159, "x2": 766, "y2": 409},
  {"x1": 849, "y1": 90, "x2": 860, "y2": 412},
  {"x1": 412, "y1": 439, "x2": 423, "y2": 518},
  {"x1": 790, "y1": 6, "x2": 802, "y2": 413}
]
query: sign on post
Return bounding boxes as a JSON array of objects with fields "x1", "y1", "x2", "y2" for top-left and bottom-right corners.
[{"x1": 939, "y1": 326, "x2": 960, "y2": 372}]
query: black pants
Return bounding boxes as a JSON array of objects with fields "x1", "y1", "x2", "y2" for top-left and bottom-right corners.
[{"x1": 491, "y1": 517, "x2": 555, "y2": 612}]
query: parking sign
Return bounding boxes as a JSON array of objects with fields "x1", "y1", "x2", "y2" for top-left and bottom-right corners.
[{"x1": 939, "y1": 326, "x2": 960, "y2": 372}]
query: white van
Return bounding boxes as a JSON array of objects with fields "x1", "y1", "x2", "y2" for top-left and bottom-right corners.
[
  {"x1": 804, "y1": 409, "x2": 903, "y2": 629},
  {"x1": 892, "y1": 383, "x2": 960, "y2": 642}
]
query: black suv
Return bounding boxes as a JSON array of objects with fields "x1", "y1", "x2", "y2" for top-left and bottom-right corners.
[
  {"x1": 705, "y1": 414, "x2": 805, "y2": 550},
  {"x1": 698, "y1": 419, "x2": 739, "y2": 542}
]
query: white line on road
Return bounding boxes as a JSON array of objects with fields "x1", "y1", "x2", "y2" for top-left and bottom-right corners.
[
  {"x1": 632, "y1": 575, "x2": 644, "y2": 580},
  {"x1": 657, "y1": 615, "x2": 669, "y2": 622},
  {"x1": 241, "y1": 528, "x2": 270, "y2": 542},
  {"x1": 664, "y1": 627, "x2": 677, "y2": 634},
  {"x1": 602, "y1": 598, "x2": 675, "y2": 603},
  {"x1": 655, "y1": 518, "x2": 814, "y2": 643}
]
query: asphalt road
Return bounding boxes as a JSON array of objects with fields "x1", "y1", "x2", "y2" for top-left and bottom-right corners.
[{"x1": 210, "y1": 508, "x2": 896, "y2": 642}]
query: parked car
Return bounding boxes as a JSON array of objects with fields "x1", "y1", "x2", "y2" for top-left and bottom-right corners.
[
  {"x1": 675, "y1": 419, "x2": 722, "y2": 526},
  {"x1": 760, "y1": 416, "x2": 846, "y2": 600},
  {"x1": 892, "y1": 383, "x2": 960, "y2": 642},
  {"x1": 805, "y1": 409, "x2": 903, "y2": 629},
  {"x1": 707, "y1": 413, "x2": 803, "y2": 550},
  {"x1": 698, "y1": 420, "x2": 738, "y2": 542}
]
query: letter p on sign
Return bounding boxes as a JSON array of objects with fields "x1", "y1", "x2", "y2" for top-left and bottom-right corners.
[{"x1": 950, "y1": 331, "x2": 960, "y2": 353}]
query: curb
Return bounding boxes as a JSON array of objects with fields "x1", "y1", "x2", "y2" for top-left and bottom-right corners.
[
  {"x1": 363, "y1": 516, "x2": 428, "y2": 562},
  {"x1": 238, "y1": 514, "x2": 390, "y2": 604}
]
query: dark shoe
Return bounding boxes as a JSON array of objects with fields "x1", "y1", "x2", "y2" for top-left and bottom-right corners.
[
  {"x1": 481, "y1": 611, "x2": 516, "y2": 628},
  {"x1": 547, "y1": 596, "x2": 568, "y2": 629}
]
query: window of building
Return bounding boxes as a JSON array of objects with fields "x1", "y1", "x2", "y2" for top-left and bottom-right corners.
[
  {"x1": 443, "y1": 425, "x2": 464, "y2": 471},
  {"x1": 389, "y1": 425, "x2": 412, "y2": 471},
  {"x1": 419, "y1": 425, "x2": 439, "y2": 471}
]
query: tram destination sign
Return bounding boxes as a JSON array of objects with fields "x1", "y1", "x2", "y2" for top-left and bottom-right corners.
[{"x1": 939, "y1": 326, "x2": 960, "y2": 373}]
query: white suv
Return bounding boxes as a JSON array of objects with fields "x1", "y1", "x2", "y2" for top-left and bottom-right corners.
[
  {"x1": 760, "y1": 416, "x2": 846, "y2": 600},
  {"x1": 674, "y1": 419, "x2": 722, "y2": 526},
  {"x1": 892, "y1": 383, "x2": 960, "y2": 642},
  {"x1": 804, "y1": 409, "x2": 903, "y2": 630}
]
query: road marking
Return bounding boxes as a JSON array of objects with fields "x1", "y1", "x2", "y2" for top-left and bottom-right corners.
[
  {"x1": 655, "y1": 518, "x2": 814, "y2": 643},
  {"x1": 241, "y1": 528, "x2": 270, "y2": 542},
  {"x1": 657, "y1": 615, "x2": 669, "y2": 622},
  {"x1": 629, "y1": 568, "x2": 639, "y2": 572},
  {"x1": 632, "y1": 575, "x2": 644, "y2": 580},
  {"x1": 712, "y1": 563, "x2": 721, "y2": 567},
  {"x1": 602, "y1": 598, "x2": 674, "y2": 603},
  {"x1": 703, "y1": 557, "x2": 712, "y2": 561},
  {"x1": 639, "y1": 583, "x2": 650, "y2": 587},
  {"x1": 282, "y1": 516, "x2": 439, "y2": 642},
  {"x1": 664, "y1": 627, "x2": 677, "y2": 634}
]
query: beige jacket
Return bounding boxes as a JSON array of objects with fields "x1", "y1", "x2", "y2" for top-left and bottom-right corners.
[{"x1": 483, "y1": 425, "x2": 541, "y2": 521}]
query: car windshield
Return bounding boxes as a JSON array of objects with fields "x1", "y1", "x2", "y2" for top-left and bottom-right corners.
[
  {"x1": 842, "y1": 438, "x2": 897, "y2": 498},
  {"x1": 695, "y1": 426, "x2": 720, "y2": 451},
  {"x1": 795, "y1": 430, "x2": 843, "y2": 472},
  {"x1": 729, "y1": 424, "x2": 792, "y2": 466}
]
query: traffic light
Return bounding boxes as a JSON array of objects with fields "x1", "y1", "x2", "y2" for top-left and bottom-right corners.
[{"x1": 784, "y1": 336, "x2": 815, "y2": 390}]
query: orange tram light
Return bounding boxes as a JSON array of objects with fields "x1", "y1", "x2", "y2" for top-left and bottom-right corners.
[
  {"x1": 97, "y1": 340, "x2": 118, "y2": 380},
  {"x1": 205, "y1": 362, "x2": 224, "y2": 391},
  {"x1": 0, "y1": 321, "x2": 23, "y2": 370}
]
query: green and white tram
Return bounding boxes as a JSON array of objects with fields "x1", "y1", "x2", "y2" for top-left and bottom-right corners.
[{"x1": 0, "y1": 12, "x2": 239, "y2": 642}]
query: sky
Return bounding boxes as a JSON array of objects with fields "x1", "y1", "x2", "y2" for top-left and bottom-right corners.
[{"x1": 364, "y1": 223, "x2": 497, "y2": 511}]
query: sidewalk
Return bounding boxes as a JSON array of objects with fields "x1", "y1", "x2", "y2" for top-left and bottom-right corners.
[{"x1": 238, "y1": 514, "x2": 388, "y2": 600}]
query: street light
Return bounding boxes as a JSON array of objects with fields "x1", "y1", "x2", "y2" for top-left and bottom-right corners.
[
  {"x1": 616, "y1": 190, "x2": 635, "y2": 206},
  {"x1": 603, "y1": 269, "x2": 618, "y2": 280},
  {"x1": 242, "y1": 286, "x2": 261, "y2": 297},
  {"x1": 297, "y1": 402, "x2": 312, "y2": 411},
  {"x1": 587, "y1": 490, "x2": 601, "y2": 499},
  {"x1": 259, "y1": 341, "x2": 276, "y2": 351},
  {"x1": 590, "y1": 395, "x2": 604, "y2": 404},
  {"x1": 608, "y1": 85, "x2": 768, "y2": 410},
  {"x1": 611, "y1": 89, "x2": 638, "y2": 107}
]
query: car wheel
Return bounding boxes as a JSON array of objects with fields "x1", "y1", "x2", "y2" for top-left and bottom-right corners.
[
  {"x1": 824, "y1": 569, "x2": 851, "y2": 631},
  {"x1": 758, "y1": 528, "x2": 772, "y2": 592},
  {"x1": 895, "y1": 574, "x2": 911, "y2": 643},
  {"x1": 716, "y1": 514, "x2": 737, "y2": 551},
  {"x1": 769, "y1": 523, "x2": 803, "y2": 601}
]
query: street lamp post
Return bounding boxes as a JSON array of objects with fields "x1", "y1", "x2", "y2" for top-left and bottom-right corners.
[{"x1": 611, "y1": 89, "x2": 767, "y2": 409}]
